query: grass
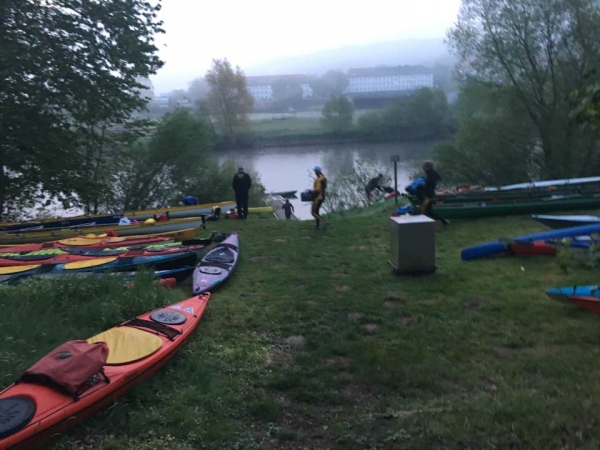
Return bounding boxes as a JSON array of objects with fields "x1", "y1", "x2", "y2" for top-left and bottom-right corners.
[
  {"x1": 250, "y1": 117, "x2": 323, "y2": 138},
  {"x1": 3, "y1": 205, "x2": 600, "y2": 449}
]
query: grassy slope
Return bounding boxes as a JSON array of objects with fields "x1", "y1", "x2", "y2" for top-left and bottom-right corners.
[{"x1": 3, "y1": 207, "x2": 600, "y2": 449}]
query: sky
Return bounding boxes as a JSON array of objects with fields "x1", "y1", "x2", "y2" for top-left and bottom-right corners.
[{"x1": 150, "y1": 0, "x2": 462, "y2": 95}]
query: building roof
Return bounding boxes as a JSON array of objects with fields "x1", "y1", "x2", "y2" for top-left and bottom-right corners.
[
  {"x1": 246, "y1": 74, "x2": 313, "y2": 86},
  {"x1": 347, "y1": 65, "x2": 433, "y2": 77}
]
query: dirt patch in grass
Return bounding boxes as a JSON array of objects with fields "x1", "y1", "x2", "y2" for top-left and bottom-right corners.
[
  {"x1": 395, "y1": 315, "x2": 419, "y2": 326},
  {"x1": 250, "y1": 255, "x2": 276, "y2": 262},
  {"x1": 491, "y1": 346, "x2": 516, "y2": 358},
  {"x1": 335, "y1": 285, "x2": 352, "y2": 292},
  {"x1": 266, "y1": 345, "x2": 294, "y2": 368},
  {"x1": 361, "y1": 323, "x2": 380, "y2": 333},
  {"x1": 383, "y1": 296, "x2": 406, "y2": 308},
  {"x1": 324, "y1": 356, "x2": 352, "y2": 370},
  {"x1": 348, "y1": 312, "x2": 364, "y2": 320},
  {"x1": 284, "y1": 335, "x2": 306, "y2": 348},
  {"x1": 330, "y1": 273, "x2": 348, "y2": 278},
  {"x1": 274, "y1": 239, "x2": 287, "y2": 243},
  {"x1": 306, "y1": 300, "x2": 318, "y2": 306},
  {"x1": 465, "y1": 298, "x2": 486, "y2": 311}
]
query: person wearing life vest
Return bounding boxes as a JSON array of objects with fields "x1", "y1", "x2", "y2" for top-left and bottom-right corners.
[
  {"x1": 310, "y1": 166, "x2": 329, "y2": 229},
  {"x1": 420, "y1": 160, "x2": 449, "y2": 227},
  {"x1": 365, "y1": 173, "x2": 385, "y2": 203},
  {"x1": 232, "y1": 167, "x2": 252, "y2": 219}
]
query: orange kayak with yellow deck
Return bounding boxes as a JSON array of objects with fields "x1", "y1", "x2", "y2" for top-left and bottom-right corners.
[{"x1": 0, "y1": 294, "x2": 210, "y2": 450}]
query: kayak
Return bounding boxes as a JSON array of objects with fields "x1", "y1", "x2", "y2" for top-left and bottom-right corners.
[
  {"x1": 532, "y1": 214, "x2": 600, "y2": 229},
  {"x1": 0, "y1": 218, "x2": 205, "y2": 245},
  {"x1": 0, "y1": 251, "x2": 201, "y2": 286},
  {"x1": 193, "y1": 233, "x2": 239, "y2": 294},
  {"x1": 566, "y1": 296, "x2": 600, "y2": 315},
  {"x1": 0, "y1": 228, "x2": 202, "y2": 253},
  {"x1": 546, "y1": 284, "x2": 600, "y2": 300},
  {"x1": 0, "y1": 265, "x2": 196, "y2": 287},
  {"x1": 425, "y1": 195, "x2": 600, "y2": 219},
  {"x1": 0, "y1": 241, "x2": 209, "y2": 267},
  {"x1": 462, "y1": 223, "x2": 600, "y2": 260},
  {"x1": 269, "y1": 190, "x2": 297, "y2": 198},
  {"x1": 507, "y1": 240, "x2": 558, "y2": 257},
  {"x1": 0, "y1": 293, "x2": 210, "y2": 449},
  {"x1": 0, "y1": 200, "x2": 236, "y2": 231}
]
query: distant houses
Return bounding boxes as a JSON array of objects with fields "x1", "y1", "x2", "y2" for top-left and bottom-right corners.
[
  {"x1": 147, "y1": 64, "x2": 438, "y2": 115},
  {"x1": 344, "y1": 65, "x2": 434, "y2": 97},
  {"x1": 246, "y1": 74, "x2": 314, "y2": 102}
]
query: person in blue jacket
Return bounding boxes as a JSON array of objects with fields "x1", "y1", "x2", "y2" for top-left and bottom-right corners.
[
  {"x1": 182, "y1": 195, "x2": 198, "y2": 206},
  {"x1": 420, "y1": 160, "x2": 449, "y2": 227}
]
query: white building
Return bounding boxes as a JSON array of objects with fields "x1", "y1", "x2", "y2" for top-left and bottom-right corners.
[
  {"x1": 344, "y1": 66, "x2": 434, "y2": 95},
  {"x1": 246, "y1": 75, "x2": 313, "y2": 102}
]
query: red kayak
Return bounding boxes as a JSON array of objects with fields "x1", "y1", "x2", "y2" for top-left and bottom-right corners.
[
  {"x1": 0, "y1": 243, "x2": 208, "y2": 267},
  {"x1": 508, "y1": 240, "x2": 557, "y2": 257},
  {"x1": 566, "y1": 295, "x2": 600, "y2": 316},
  {"x1": 0, "y1": 293, "x2": 210, "y2": 449}
]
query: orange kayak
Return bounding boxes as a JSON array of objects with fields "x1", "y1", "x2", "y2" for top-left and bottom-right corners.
[{"x1": 0, "y1": 293, "x2": 210, "y2": 449}]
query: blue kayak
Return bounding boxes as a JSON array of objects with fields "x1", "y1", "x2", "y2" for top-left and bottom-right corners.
[
  {"x1": 462, "y1": 223, "x2": 600, "y2": 261},
  {"x1": 546, "y1": 285, "x2": 600, "y2": 299}
]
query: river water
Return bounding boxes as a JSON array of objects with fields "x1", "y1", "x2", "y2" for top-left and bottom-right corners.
[
  {"x1": 23, "y1": 141, "x2": 435, "y2": 221},
  {"x1": 216, "y1": 141, "x2": 436, "y2": 219}
]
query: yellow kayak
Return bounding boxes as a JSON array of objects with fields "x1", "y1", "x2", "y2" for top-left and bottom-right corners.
[
  {"x1": 0, "y1": 201, "x2": 235, "y2": 230},
  {"x1": 0, "y1": 218, "x2": 204, "y2": 245}
]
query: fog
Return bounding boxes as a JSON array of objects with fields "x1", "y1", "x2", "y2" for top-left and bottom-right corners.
[{"x1": 151, "y1": 0, "x2": 462, "y2": 94}]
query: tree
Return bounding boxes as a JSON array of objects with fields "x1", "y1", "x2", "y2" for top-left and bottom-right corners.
[
  {"x1": 572, "y1": 71, "x2": 600, "y2": 130},
  {"x1": 311, "y1": 70, "x2": 349, "y2": 98},
  {"x1": 205, "y1": 59, "x2": 254, "y2": 144},
  {"x1": 0, "y1": 0, "x2": 164, "y2": 220},
  {"x1": 271, "y1": 79, "x2": 304, "y2": 112},
  {"x1": 108, "y1": 109, "x2": 211, "y2": 211},
  {"x1": 188, "y1": 77, "x2": 210, "y2": 102},
  {"x1": 321, "y1": 95, "x2": 354, "y2": 135},
  {"x1": 434, "y1": 83, "x2": 536, "y2": 185},
  {"x1": 447, "y1": 0, "x2": 600, "y2": 178}
]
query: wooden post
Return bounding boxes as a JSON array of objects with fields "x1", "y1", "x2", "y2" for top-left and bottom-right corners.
[{"x1": 391, "y1": 155, "x2": 400, "y2": 206}]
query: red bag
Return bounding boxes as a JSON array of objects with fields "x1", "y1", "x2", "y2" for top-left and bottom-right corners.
[{"x1": 19, "y1": 340, "x2": 109, "y2": 398}]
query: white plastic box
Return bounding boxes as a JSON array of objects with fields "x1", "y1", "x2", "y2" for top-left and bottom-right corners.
[{"x1": 389, "y1": 215, "x2": 436, "y2": 274}]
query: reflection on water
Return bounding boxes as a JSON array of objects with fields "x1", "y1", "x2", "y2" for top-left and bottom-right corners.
[{"x1": 216, "y1": 141, "x2": 436, "y2": 220}]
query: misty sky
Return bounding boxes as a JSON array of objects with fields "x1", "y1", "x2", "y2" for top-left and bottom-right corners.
[{"x1": 151, "y1": 0, "x2": 462, "y2": 94}]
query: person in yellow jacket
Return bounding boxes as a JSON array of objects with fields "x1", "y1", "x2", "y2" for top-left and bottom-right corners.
[{"x1": 310, "y1": 166, "x2": 329, "y2": 229}]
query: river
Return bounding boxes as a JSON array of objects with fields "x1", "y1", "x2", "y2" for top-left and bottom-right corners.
[
  {"x1": 22, "y1": 141, "x2": 436, "y2": 221},
  {"x1": 216, "y1": 141, "x2": 436, "y2": 220}
]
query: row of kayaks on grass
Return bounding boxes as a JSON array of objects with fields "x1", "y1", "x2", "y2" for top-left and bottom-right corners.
[
  {"x1": 0, "y1": 201, "x2": 237, "y2": 232},
  {"x1": 0, "y1": 233, "x2": 241, "y2": 448},
  {"x1": 0, "y1": 233, "x2": 240, "y2": 291},
  {"x1": 407, "y1": 194, "x2": 600, "y2": 219},
  {"x1": 0, "y1": 217, "x2": 206, "y2": 245},
  {"x1": 461, "y1": 219, "x2": 600, "y2": 261},
  {"x1": 409, "y1": 176, "x2": 600, "y2": 205}
]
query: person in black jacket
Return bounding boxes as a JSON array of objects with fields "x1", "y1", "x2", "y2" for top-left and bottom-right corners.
[
  {"x1": 232, "y1": 167, "x2": 252, "y2": 219},
  {"x1": 420, "y1": 160, "x2": 449, "y2": 227}
]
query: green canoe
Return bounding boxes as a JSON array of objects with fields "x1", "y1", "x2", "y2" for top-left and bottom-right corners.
[{"x1": 431, "y1": 195, "x2": 600, "y2": 219}]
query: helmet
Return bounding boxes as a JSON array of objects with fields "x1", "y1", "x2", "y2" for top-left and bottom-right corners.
[
  {"x1": 313, "y1": 165, "x2": 322, "y2": 172},
  {"x1": 144, "y1": 218, "x2": 156, "y2": 225}
]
